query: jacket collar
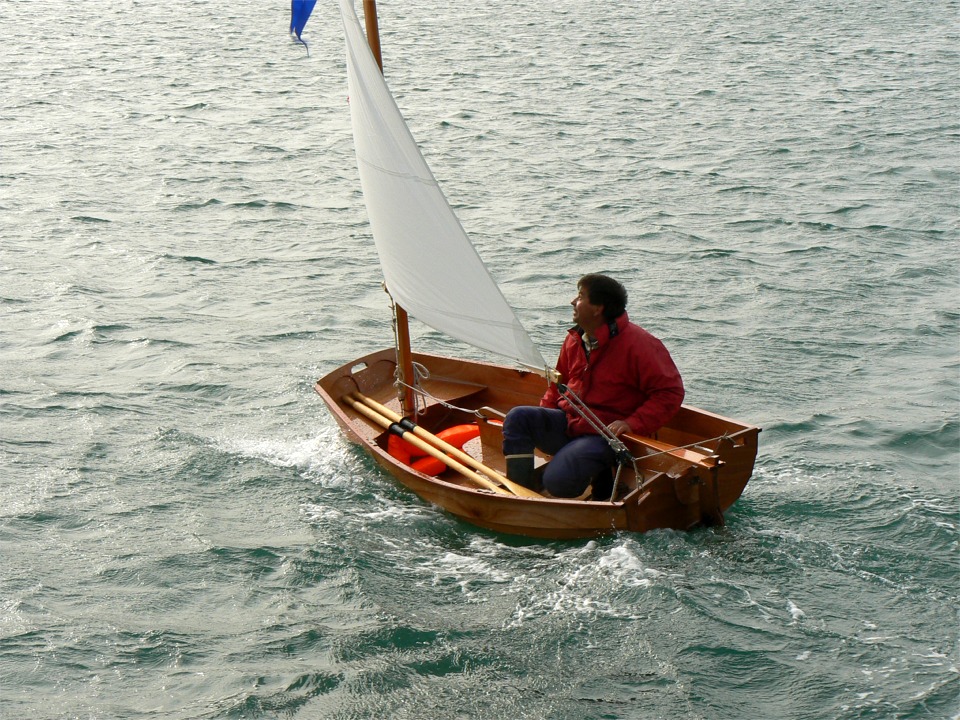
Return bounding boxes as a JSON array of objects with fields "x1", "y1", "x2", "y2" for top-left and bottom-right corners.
[{"x1": 572, "y1": 312, "x2": 629, "y2": 346}]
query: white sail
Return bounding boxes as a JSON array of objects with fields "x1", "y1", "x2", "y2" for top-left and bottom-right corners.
[{"x1": 338, "y1": 0, "x2": 548, "y2": 373}]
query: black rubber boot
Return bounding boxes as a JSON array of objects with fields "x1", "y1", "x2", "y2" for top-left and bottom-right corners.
[{"x1": 505, "y1": 454, "x2": 536, "y2": 489}]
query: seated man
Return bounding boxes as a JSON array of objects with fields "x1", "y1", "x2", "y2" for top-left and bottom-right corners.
[{"x1": 503, "y1": 274, "x2": 685, "y2": 498}]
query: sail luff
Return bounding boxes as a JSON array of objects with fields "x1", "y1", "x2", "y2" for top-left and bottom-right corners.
[
  {"x1": 338, "y1": 0, "x2": 549, "y2": 374},
  {"x1": 356, "y1": 0, "x2": 416, "y2": 416}
]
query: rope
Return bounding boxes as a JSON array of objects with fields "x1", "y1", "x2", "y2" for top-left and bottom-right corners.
[
  {"x1": 555, "y1": 384, "x2": 637, "y2": 501},
  {"x1": 394, "y1": 371, "x2": 489, "y2": 419},
  {"x1": 557, "y1": 383, "x2": 635, "y2": 463},
  {"x1": 389, "y1": 352, "x2": 734, "y2": 502},
  {"x1": 392, "y1": 374, "x2": 733, "y2": 461},
  {"x1": 638, "y1": 434, "x2": 734, "y2": 461}
]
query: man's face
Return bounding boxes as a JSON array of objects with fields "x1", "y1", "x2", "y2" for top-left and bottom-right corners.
[{"x1": 571, "y1": 285, "x2": 604, "y2": 331}]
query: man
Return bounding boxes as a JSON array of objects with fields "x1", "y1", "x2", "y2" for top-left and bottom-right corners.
[{"x1": 502, "y1": 274, "x2": 685, "y2": 498}]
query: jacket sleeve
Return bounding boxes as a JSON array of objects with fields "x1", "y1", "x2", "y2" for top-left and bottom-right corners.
[
  {"x1": 540, "y1": 384, "x2": 560, "y2": 409},
  {"x1": 624, "y1": 341, "x2": 685, "y2": 436}
]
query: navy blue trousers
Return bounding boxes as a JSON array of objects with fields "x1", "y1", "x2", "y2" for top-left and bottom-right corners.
[{"x1": 502, "y1": 406, "x2": 615, "y2": 497}]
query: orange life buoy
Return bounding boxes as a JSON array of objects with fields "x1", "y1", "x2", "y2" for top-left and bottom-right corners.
[
  {"x1": 387, "y1": 433, "x2": 416, "y2": 466},
  {"x1": 436, "y1": 423, "x2": 482, "y2": 449},
  {"x1": 410, "y1": 455, "x2": 447, "y2": 476},
  {"x1": 387, "y1": 423, "x2": 480, "y2": 476}
]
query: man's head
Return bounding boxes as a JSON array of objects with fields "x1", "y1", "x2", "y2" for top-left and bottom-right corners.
[{"x1": 577, "y1": 274, "x2": 627, "y2": 323}]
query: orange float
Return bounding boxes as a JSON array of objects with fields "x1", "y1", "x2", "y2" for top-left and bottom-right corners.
[{"x1": 387, "y1": 423, "x2": 480, "y2": 476}]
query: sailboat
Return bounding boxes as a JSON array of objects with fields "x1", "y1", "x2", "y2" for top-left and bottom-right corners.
[{"x1": 315, "y1": 0, "x2": 760, "y2": 539}]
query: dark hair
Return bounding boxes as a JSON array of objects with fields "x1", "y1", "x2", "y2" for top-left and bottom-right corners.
[{"x1": 578, "y1": 274, "x2": 627, "y2": 321}]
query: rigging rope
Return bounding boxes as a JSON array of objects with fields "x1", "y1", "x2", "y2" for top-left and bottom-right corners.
[
  {"x1": 398, "y1": 372, "x2": 733, "y2": 454},
  {"x1": 382, "y1": 317, "x2": 734, "y2": 501}
]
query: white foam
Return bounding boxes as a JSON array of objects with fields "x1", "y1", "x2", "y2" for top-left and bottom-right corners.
[
  {"x1": 503, "y1": 541, "x2": 671, "y2": 627},
  {"x1": 211, "y1": 425, "x2": 357, "y2": 483}
]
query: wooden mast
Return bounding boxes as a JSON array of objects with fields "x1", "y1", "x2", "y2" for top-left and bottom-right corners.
[
  {"x1": 361, "y1": 0, "x2": 383, "y2": 69},
  {"x1": 362, "y1": 0, "x2": 417, "y2": 418}
]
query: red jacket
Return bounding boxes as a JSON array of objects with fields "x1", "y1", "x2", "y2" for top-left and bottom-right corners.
[{"x1": 541, "y1": 313, "x2": 684, "y2": 438}]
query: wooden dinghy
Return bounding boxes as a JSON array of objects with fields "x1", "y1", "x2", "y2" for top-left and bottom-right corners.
[
  {"x1": 316, "y1": 349, "x2": 759, "y2": 539},
  {"x1": 316, "y1": 1, "x2": 759, "y2": 538}
]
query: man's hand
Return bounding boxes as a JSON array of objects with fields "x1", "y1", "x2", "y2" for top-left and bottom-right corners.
[{"x1": 607, "y1": 420, "x2": 631, "y2": 438}]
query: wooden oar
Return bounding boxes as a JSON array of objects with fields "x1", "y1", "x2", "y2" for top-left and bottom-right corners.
[
  {"x1": 341, "y1": 394, "x2": 511, "y2": 495},
  {"x1": 350, "y1": 392, "x2": 542, "y2": 499}
]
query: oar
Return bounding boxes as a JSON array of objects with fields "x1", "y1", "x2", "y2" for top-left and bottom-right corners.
[
  {"x1": 351, "y1": 392, "x2": 542, "y2": 499},
  {"x1": 341, "y1": 394, "x2": 511, "y2": 495}
]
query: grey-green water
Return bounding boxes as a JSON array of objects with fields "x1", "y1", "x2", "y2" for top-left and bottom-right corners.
[{"x1": 1, "y1": 0, "x2": 957, "y2": 718}]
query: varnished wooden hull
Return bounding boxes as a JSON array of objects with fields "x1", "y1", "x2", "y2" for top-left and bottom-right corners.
[{"x1": 315, "y1": 348, "x2": 760, "y2": 539}]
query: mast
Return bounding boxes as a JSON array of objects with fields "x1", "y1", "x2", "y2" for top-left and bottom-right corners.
[
  {"x1": 362, "y1": 0, "x2": 383, "y2": 70},
  {"x1": 362, "y1": 0, "x2": 417, "y2": 417}
]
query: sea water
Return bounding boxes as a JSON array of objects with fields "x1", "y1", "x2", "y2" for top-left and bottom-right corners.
[{"x1": 1, "y1": 0, "x2": 957, "y2": 718}]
